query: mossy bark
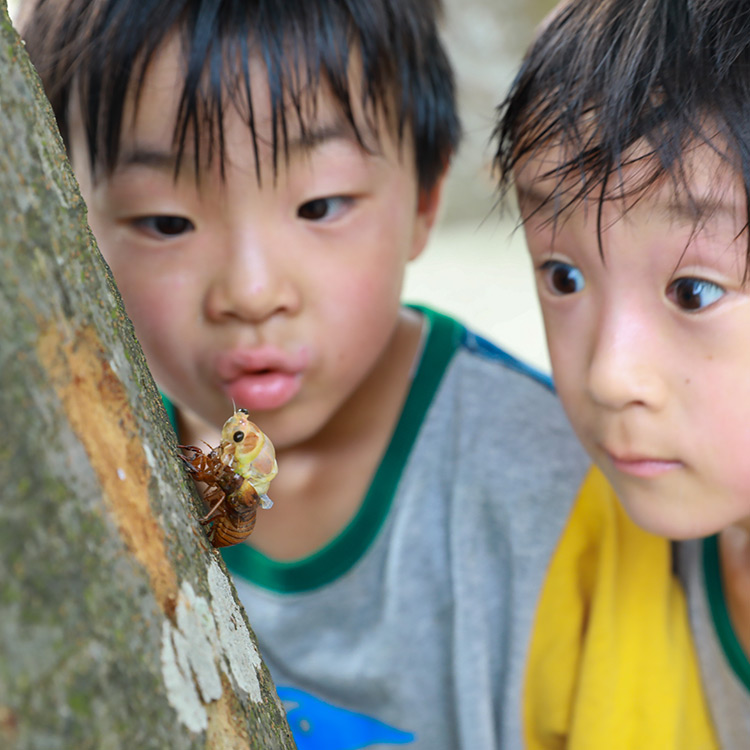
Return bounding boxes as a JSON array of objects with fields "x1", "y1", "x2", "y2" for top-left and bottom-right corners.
[{"x1": 0, "y1": 4, "x2": 295, "y2": 748}]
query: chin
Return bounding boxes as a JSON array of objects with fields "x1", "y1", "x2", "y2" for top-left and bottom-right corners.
[{"x1": 620, "y1": 496, "x2": 724, "y2": 541}]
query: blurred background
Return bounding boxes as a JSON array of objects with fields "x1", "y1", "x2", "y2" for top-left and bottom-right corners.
[
  {"x1": 8, "y1": 0, "x2": 556, "y2": 372},
  {"x1": 405, "y1": 0, "x2": 556, "y2": 373}
]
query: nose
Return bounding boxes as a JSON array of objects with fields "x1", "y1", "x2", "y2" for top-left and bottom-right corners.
[
  {"x1": 205, "y1": 229, "x2": 300, "y2": 324},
  {"x1": 586, "y1": 302, "x2": 667, "y2": 411}
]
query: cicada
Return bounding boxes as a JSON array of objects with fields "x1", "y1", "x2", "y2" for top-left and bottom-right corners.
[{"x1": 179, "y1": 408, "x2": 277, "y2": 548}]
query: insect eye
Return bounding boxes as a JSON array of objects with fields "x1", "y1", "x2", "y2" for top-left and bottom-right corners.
[
  {"x1": 238, "y1": 408, "x2": 250, "y2": 415},
  {"x1": 233, "y1": 431, "x2": 245, "y2": 443}
]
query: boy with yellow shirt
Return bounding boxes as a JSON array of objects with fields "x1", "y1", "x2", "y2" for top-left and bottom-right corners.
[{"x1": 494, "y1": 0, "x2": 750, "y2": 746}]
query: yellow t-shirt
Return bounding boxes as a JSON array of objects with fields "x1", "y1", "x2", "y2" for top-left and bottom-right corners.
[{"x1": 525, "y1": 467, "x2": 718, "y2": 749}]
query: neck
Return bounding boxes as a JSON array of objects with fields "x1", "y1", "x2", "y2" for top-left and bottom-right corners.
[
  {"x1": 176, "y1": 406, "x2": 223, "y2": 454},
  {"x1": 247, "y1": 306, "x2": 425, "y2": 560},
  {"x1": 176, "y1": 306, "x2": 426, "y2": 560}
]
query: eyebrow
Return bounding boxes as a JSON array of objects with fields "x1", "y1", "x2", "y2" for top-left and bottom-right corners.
[
  {"x1": 287, "y1": 121, "x2": 365, "y2": 151},
  {"x1": 657, "y1": 193, "x2": 739, "y2": 224},
  {"x1": 113, "y1": 119, "x2": 372, "y2": 176},
  {"x1": 515, "y1": 183, "x2": 576, "y2": 222},
  {"x1": 515, "y1": 184, "x2": 551, "y2": 210},
  {"x1": 114, "y1": 147, "x2": 183, "y2": 174},
  {"x1": 516, "y1": 181, "x2": 741, "y2": 225}
]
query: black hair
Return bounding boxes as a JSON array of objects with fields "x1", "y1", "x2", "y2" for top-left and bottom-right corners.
[
  {"x1": 492, "y1": 0, "x2": 750, "y2": 245},
  {"x1": 20, "y1": 0, "x2": 460, "y2": 192}
]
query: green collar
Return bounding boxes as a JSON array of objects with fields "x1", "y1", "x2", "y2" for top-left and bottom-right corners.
[
  {"x1": 703, "y1": 534, "x2": 750, "y2": 690},
  {"x1": 161, "y1": 392, "x2": 178, "y2": 436},
  {"x1": 218, "y1": 305, "x2": 463, "y2": 592}
]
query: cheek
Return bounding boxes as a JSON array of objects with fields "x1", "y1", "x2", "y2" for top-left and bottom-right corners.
[
  {"x1": 553, "y1": 374, "x2": 591, "y2": 450},
  {"x1": 115, "y1": 270, "x2": 163, "y2": 321},
  {"x1": 686, "y1": 327, "x2": 750, "y2": 471},
  {"x1": 313, "y1": 272, "x2": 401, "y2": 370},
  {"x1": 111, "y1": 269, "x2": 194, "y2": 359},
  {"x1": 544, "y1": 317, "x2": 586, "y2": 395},
  {"x1": 696, "y1": 377, "x2": 750, "y2": 498},
  {"x1": 714, "y1": 446, "x2": 750, "y2": 504},
  {"x1": 314, "y1": 251, "x2": 405, "y2": 320},
  {"x1": 543, "y1": 318, "x2": 594, "y2": 442}
]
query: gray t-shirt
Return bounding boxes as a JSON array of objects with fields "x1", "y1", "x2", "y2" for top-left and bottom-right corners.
[
  {"x1": 223, "y1": 306, "x2": 590, "y2": 750},
  {"x1": 677, "y1": 537, "x2": 750, "y2": 748}
]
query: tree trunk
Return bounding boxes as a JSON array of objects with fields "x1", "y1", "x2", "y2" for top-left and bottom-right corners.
[{"x1": 0, "y1": 4, "x2": 296, "y2": 748}]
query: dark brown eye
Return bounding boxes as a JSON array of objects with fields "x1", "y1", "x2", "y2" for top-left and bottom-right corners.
[
  {"x1": 238, "y1": 408, "x2": 250, "y2": 415},
  {"x1": 297, "y1": 196, "x2": 351, "y2": 221},
  {"x1": 541, "y1": 260, "x2": 585, "y2": 295},
  {"x1": 133, "y1": 215, "x2": 194, "y2": 237},
  {"x1": 233, "y1": 431, "x2": 245, "y2": 443},
  {"x1": 298, "y1": 198, "x2": 330, "y2": 220},
  {"x1": 667, "y1": 277, "x2": 725, "y2": 311}
]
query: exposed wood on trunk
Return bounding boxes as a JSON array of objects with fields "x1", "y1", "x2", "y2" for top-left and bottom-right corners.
[{"x1": 0, "y1": 4, "x2": 296, "y2": 747}]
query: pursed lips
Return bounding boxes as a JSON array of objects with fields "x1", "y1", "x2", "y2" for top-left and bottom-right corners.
[
  {"x1": 213, "y1": 346, "x2": 310, "y2": 412},
  {"x1": 602, "y1": 446, "x2": 683, "y2": 478},
  {"x1": 214, "y1": 345, "x2": 309, "y2": 381}
]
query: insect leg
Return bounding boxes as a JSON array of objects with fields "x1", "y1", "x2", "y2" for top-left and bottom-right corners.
[{"x1": 200, "y1": 487, "x2": 227, "y2": 524}]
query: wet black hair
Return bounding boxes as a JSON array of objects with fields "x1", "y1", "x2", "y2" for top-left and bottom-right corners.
[
  {"x1": 20, "y1": 0, "x2": 460, "y2": 192},
  {"x1": 492, "y1": 0, "x2": 750, "y2": 244}
]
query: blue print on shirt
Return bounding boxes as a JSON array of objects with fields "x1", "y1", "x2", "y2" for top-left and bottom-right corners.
[{"x1": 278, "y1": 686, "x2": 415, "y2": 750}]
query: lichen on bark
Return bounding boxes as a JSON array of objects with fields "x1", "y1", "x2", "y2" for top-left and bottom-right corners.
[{"x1": 0, "y1": 5, "x2": 295, "y2": 748}]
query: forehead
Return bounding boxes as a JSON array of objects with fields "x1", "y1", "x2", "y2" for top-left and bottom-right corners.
[
  {"x1": 514, "y1": 135, "x2": 747, "y2": 230},
  {"x1": 116, "y1": 33, "x2": 396, "y2": 174}
]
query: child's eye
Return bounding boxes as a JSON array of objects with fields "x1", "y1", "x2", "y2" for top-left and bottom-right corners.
[
  {"x1": 297, "y1": 196, "x2": 351, "y2": 222},
  {"x1": 132, "y1": 216, "x2": 194, "y2": 238},
  {"x1": 666, "y1": 277, "x2": 725, "y2": 311},
  {"x1": 539, "y1": 260, "x2": 585, "y2": 295}
]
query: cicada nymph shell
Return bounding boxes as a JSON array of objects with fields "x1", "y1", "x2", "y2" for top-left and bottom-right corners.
[
  {"x1": 179, "y1": 408, "x2": 277, "y2": 548},
  {"x1": 216, "y1": 408, "x2": 278, "y2": 504}
]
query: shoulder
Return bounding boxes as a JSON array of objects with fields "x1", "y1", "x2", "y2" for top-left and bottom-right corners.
[
  {"x1": 448, "y1": 324, "x2": 560, "y2": 432},
  {"x1": 405, "y1": 309, "x2": 590, "y2": 542},
  {"x1": 409, "y1": 306, "x2": 560, "y2": 438},
  {"x1": 676, "y1": 537, "x2": 750, "y2": 744},
  {"x1": 434, "y1": 320, "x2": 586, "y2": 481},
  {"x1": 458, "y1": 326, "x2": 554, "y2": 392}
]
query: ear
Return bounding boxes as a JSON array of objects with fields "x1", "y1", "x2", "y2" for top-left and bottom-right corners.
[{"x1": 409, "y1": 165, "x2": 449, "y2": 261}]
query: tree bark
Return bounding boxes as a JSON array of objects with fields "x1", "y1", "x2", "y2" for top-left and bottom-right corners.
[{"x1": 0, "y1": 4, "x2": 296, "y2": 748}]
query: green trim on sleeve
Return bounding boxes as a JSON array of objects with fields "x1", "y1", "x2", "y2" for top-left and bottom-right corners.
[
  {"x1": 161, "y1": 392, "x2": 179, "y2": 436},
  {"x1": 221, "y1": 305, "x2": 464, "y2": 593},
  {"x1": 703, "y1": 534, "x2": 750, "y2": 690}
]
